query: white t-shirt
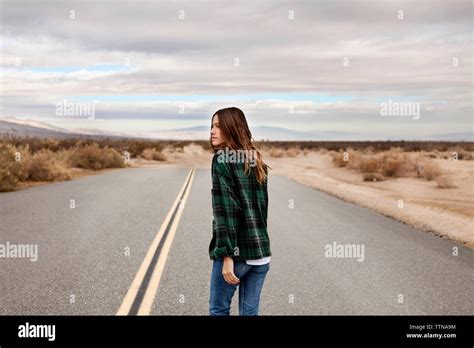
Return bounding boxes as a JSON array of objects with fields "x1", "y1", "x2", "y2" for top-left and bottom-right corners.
[{"x1": 246, "y1": 256, "x2": 271, "y2": 265}]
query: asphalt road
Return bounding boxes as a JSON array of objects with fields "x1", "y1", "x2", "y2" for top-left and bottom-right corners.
[{"x1": 0, "y1": 168, "x2": 473, "y2": 315}]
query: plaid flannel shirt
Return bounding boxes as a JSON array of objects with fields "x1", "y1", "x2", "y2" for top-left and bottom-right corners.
[{"x1": 209, "y1": 152, "x2": 271, "y2": 261}]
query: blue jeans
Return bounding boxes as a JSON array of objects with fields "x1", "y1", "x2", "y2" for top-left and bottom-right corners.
[{"x1": 209, "y1": 259, "x2": 270, "y2": 316}]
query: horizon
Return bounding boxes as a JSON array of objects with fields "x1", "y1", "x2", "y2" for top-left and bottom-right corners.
[{"x1": 1, "y1": 116, "x2": 472, "y2": 142}]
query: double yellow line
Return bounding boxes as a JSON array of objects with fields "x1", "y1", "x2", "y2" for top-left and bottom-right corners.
[{"x1": 117, "y1": 168, "x2": 196, "y2": 315}]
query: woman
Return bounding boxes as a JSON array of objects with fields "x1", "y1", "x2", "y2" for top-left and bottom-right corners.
[{"x1": 208, "y1": 107, "x2": 272, "y2": 316}]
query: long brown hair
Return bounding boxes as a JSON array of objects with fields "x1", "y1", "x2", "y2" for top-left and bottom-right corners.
[{"x1": 210, "y1": 107, "x2": 270, "y2": 184}]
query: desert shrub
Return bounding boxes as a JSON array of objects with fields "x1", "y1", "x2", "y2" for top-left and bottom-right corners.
[
  {"x1": 331, "y1": 149, "x2": 350, "y2": 167},
  {"x1": 268, "y1": 147, "x2": 285, "y2": 158},
  {"x1": 418, "y1": 160, "x2": 442, "y2": 181},
  {"x1": 381, "y1": 157, "x2": 402, "y2": 177},
  {"x1": 286, "y1": 147, "x2": 300, "y2": 157},
  {"x1": 141, "y1": 148, "x2": 167, "y2": 161},
  {"x1": 359, "y1": 157, "x2": 379, "y2": 173},
  {"x1": 379, "y1": 151, "x2": 406, "y2": 177},
  {"x1": 0, "y1": 144, "x2": 22, "y2": 192},
  {"x1": 67, "y1": 143, "x2": 125, "y2": 169},
  {"x1": 454, "y1": 150, "x2": 473, "y2": 160},
  {"x1": 24, "y1": 149, "x2": 71, "y2": 181}
]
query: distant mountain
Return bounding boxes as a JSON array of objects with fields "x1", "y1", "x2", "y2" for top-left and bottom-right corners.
[
  {"x1": 422, "y1": 132, "x2": 473, "y2": 141},
  {"x1": 0, "y1": 117, "x2": 471, "y2": 141},
  {"x1": 0, "y1": 118, "x2": 76, "y2": 139},
  {"x1": 0, "y1": 118, "x2": 341, "y2": 141},
  {"x1": 0, "y1": 117, "x2": 140, "y2": 140},
  {"x1": 157, "y1": 125, "x2": 359, "y2": 141}
]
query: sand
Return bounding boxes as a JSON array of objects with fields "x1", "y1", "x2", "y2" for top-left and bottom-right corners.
[{"x1": 264, "y1": 151, "x2": 474, "y2": 249}]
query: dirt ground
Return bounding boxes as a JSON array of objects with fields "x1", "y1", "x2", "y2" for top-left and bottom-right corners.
[{"x1": 264, "y1": 151, "x2": 473, "y2": 249}]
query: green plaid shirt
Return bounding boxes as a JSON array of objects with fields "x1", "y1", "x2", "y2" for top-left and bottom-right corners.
[{"x1": 209, "y1": 152, "x2": 272, "y2": 261}]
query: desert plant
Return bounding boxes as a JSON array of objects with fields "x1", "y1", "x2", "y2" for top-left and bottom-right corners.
[
  {"x1": 331, "y1": 149, "x2": 350, "y2": 167},
  {"x1": 359, "y1": 157, "x2": 379, "y2": 173},
  {"x1": 24, "y1": 149, "x2": 71, "y2": 181},
  {"x1": 0, "y1": 144, "x2": 22, "y2": 192},
  {"x1": 286, "y1": 147, "x2": 300, "y2": 157},
  {"x1": 67, "y1": 143, "x2": 125, "y2": 169},
  {"x1": 268, "y1": 147, "x2": 285, "y2": 158},
  {"x1": 380, "y1": 153, "x2": 404, "y2": 177},
  {"x1": 141, "y1": 148, "x2": 167, "y2": 161},
  {"x1": 418, "y1": 160, "x2": 442, "y2": 181}
]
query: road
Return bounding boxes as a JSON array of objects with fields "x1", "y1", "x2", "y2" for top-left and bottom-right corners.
[{"x1": 0, "y1": 168, "x2": 473, "y2": 315}]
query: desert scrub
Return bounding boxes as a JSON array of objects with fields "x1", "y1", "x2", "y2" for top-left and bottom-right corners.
[
  {"x1": 0, "y1": 144, "x2": 22, "y2": 192},
  {"x1": 141, "y1": 148, "x2": 167, "y2": 161},
  {"x1": 23, "y1": 149, "x2": 71, "y2": 181},
  {"x1": 358, "y1": 157, "x2": 379, "y2": 173},
  {"x1": 268, "y1": 147, "x2": 285, "y2": 158},
  {"x1": 331, "y1": 148, "x2": 358, "y2": 168},
  {"x1": 417, "y1": 160, "x2": 442, "y2": 181},
  {"x1": 67, "y1": 143, "x2": 125, "y2": 169}
]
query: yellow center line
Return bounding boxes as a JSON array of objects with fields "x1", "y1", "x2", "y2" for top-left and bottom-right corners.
[{"x1": 116, "y1": 167, "x2": 196, "y2": 315}]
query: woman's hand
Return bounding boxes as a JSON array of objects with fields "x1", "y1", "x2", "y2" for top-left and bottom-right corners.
[{"x1": 222, "y1": 256, "x2": 240, "y2": 285}]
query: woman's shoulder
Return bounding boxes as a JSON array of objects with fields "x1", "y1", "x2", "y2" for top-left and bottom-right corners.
[{"x1": 212, "y1": 152, "x2": 233, "y2": 178}]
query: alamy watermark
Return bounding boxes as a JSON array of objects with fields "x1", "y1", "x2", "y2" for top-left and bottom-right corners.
[
  {"x1": 380, "y1": 99, "x2": 420, "y2": 120},
  {"x1": 55, "y1": 99, "x2": 97, "y2": 120},
  {"x1": 216, "y1": 148, "x2": 257, "y2": 167},
  {"x1": 18, "y1": 322, "x2": 55, "y2": 341},
  {"x1": 324, "y1": 241, "x2": 365, "y2": 262},
  {"x1": 0, "y1": 241, "x2": 38, "y2": 262}
]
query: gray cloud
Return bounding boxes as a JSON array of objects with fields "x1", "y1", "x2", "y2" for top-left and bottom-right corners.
[{"x1": 0, "y1": 0, "x2": 472, "y2": 139}]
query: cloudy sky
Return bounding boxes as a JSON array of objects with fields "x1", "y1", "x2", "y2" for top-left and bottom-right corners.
[{"x1": 0, "y1": 0, "x2": 472, "y2": 140}]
